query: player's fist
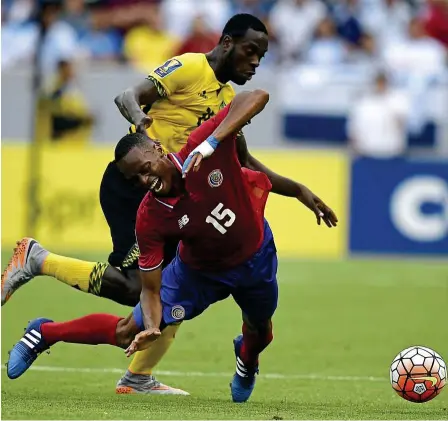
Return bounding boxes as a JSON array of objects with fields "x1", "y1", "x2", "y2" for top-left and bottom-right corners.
[
  {"x1": 125, "y1": 328, "x2": 161, "y2": 357},
  {"x1": 135, "y1": 115, "x2": 153, "y2": 134}
]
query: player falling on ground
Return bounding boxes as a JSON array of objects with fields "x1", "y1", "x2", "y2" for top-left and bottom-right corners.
[
  {"x1": 7, "y1": 90, "x2": 337, "y2": 403},
  {"x1": 1, "y1": 14, "x2": 335, "y2": 395}
]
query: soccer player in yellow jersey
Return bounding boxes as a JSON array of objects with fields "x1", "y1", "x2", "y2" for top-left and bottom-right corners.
[
  {"x1": 126, "y1": 53, "x2": 236, "y2": 152},
  {"x1": 2, "y1": 14, "x2": 337, "y2": 395}
]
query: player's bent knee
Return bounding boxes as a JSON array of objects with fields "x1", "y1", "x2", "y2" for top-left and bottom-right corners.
[
  {"x1": 100, "y1": 266, "x2": 141, "y2": 306},
  {"x1": 125, "y1": 281, "x2": 141, "y2": 305},
  {"x1": 124, "y1": 269, "x2": 142, "y2": 304}
]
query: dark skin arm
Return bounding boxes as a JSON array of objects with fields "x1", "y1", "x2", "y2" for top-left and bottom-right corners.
[
  {"x1": 124, "y1": 267, "x2": 163, "y2": 357},
  {"x1": 211, "y1": 90, "x2": 270, "y2": 141},
  {"x1": 236, "y1": 132, "x2": 338, "y2": 227},
  {"x1": 182, "y1": 90, "x2": 269, "y2": 174},
  {"x1": 184, "y1": 90, "x2": 338, "y2": 227},
  {"x1": 115, "y1": 81, "x2": 337, "y2": 226},
  {"x1": 114, "y1": 79, "x2": 158, "y2": 133}
]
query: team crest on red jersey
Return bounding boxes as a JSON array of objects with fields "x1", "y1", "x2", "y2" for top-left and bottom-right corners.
[{"x1": 208, "y1": 169, "x2": 223, "y2": 188}]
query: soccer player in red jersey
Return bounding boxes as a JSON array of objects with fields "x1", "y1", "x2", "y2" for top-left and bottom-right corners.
[{"x1": 6, "y1": 90, "x2": 337, "y2": 402}]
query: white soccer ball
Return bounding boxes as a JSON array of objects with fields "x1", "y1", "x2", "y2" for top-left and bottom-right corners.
[{"x1": 390, "y1": 345, "x2": 446, "y2": 403}]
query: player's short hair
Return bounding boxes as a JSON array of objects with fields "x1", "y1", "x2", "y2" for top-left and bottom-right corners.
[
  {"x1": 114, "y1": 133, "x2": 149, "y2": 162},
  {"x1": 219, "y1": 14, "x2": 268, "y2": 43}
]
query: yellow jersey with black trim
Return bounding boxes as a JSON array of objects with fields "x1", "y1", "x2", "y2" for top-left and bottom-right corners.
[{"x1": 128, "y1": 53, "x2": 235, "y2": 152}]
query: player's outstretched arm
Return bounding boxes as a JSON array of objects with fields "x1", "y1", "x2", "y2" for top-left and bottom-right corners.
[
  {"x1": 212, "y1": 89, "x2": 270, "y2": 142},
  {"x1": 124, "y1": 268, "x2": 164, "y2": 356},
  {"x1": 236, "y1": 133, "x2": 338, "y2": 227},
  {"x1": 139, "y1": 268, "x2": 163, "y2": 332},
  {"x1": 236, "y1": 133, "x2": 304, "y2": 198},
  {"x1": 114, "y1": 79, "x2": 159, "y2": 133},
  {"x1": 182, "y1": 90, "x2": 269, "y2": 176}
]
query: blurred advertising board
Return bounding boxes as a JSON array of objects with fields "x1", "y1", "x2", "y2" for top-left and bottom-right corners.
[
  {"x1": 2, "y1": 144, "x2": 112, "y2": 251},
  {"x1": 2, "y1": 144, "x2": 348, "y2": 258},
  {"x1": 350, "y1": 158, "x2": 448, "y2": 256},
  {"x1": 253, "y1": 150, "x2": 348, "y2": 259}
]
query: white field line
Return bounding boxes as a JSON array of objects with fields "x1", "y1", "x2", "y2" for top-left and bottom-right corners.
[{"x1": 1, "y1": 365, "x2": 387, "y2": 382}]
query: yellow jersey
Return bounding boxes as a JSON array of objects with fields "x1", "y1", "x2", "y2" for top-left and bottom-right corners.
[{"x1": 129, "y1": 53, "x2": 235, "y2": 152}]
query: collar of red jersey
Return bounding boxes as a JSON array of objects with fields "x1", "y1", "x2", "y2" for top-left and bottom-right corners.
[{"x1": 151, "y1": 153, "x2": 183, "y2": 210}]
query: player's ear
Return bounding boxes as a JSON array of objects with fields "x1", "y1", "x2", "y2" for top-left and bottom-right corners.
[{"x1": 222, "y1": 35, "x2": 233, "y2": 52}]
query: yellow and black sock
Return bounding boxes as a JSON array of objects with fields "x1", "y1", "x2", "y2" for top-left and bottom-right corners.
[
  {"x1": 121, "y1": 243, "x2": 140, "y2": 270},
  {"x1": 128, "y1": 324, "x2": 180, "y2": 375},
  {"x1": 41, "y1": 253, "x2": 108, "y2": 295},
  {"x1": 41, "y1": 252, "x2": 180, "y2": 375}
]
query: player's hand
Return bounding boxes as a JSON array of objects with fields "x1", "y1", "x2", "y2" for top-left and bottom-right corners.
[
  {"x1": 182, "y1": 152, "x2": 204, "y2": 178},
  {"x1": 182, "y1": 135, "x2": 219, "y2": 178},
  {"x1": 135, "y1": 115, "x2": 153, "y2": 134},
  {"x1": 313, "y1": 198, "x2": 338, "y2": 228},
  {"x1": 298, "y1": 187, "x2": 338, "y2": 228},
  {"x1": 124, "y1": 328, "x2": 161, "y2": 357}
]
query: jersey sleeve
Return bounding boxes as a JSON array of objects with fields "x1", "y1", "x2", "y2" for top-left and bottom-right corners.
[
  {"x1": 147, "y1": 54, "x2": 200, "y2": 98},
  {"x1": 135, "y1": 197, "x2": 165, "y2": 271},
  {"x1": 178, "y1": 104, "x2": 232, "y2": 160}
]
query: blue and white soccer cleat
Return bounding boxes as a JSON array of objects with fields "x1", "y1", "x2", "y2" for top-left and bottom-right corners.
[
  {"x1": 7, "y1": 317, "x2": 53, "y2": 379},
  {"x1": 230, "y1": 334, "x2": 259, "y2": 403}
]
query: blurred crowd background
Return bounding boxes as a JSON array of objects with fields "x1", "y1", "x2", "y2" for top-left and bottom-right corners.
[
  {"x1": 2, "y1": 0, "x2": 448, "y2": 157},
  {"x1": 3, "y1": 0, "x2": 448, "y2": 74}
]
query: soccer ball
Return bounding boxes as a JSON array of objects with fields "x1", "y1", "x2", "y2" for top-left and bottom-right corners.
[{"x1": 390, "y1": 346, "x2": 446, "y2": 403}]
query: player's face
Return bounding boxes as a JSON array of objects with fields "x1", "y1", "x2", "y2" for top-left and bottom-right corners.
[
  {"x1": 117, "y1": 143, "x2": 176, "y2": 196},
  {"x1": 224, "y1": 29, "x2": 268, "y2": 85}
]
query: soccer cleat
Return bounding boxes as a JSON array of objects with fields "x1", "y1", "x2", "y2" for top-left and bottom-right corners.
[
  {"x1": 7, "y1": 317, "x2": 53, "y2": 379},
  {"x1": 1, "y1": 238, "x2": 49, "y2": 306},
  {"x1": 115, "y1": 370, "x2": 190, "y2": 395},
  {"x1": 230, "y1": 334, "x2": 259, "y2": 403}
]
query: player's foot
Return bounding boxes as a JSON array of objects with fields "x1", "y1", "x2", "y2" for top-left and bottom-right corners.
[
  {"x1": 115, "y1": 370, "x2": 190, "y2": 395},
  {"x1": 7, "y1": 317, "x2": 53, "y2": 379},
  {"x1": 1, "y1": 238, "x2": 49, "y2": 306},
  {"x1": 230, "y1": 334, "x2": 259, "y2": 403}
]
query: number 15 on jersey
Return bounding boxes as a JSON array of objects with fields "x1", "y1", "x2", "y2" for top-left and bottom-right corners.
[{"x1": 206, "y1": 203, "x2": 236, "y2": 234}]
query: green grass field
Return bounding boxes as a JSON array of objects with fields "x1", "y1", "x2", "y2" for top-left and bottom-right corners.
[{"x1": 1, "y1": 250, "x2": 447, "y2": 420}]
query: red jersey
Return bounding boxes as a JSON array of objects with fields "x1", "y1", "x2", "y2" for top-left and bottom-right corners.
[{"x1": 136, "y1": 104, "x2": 272, "y2": 272}]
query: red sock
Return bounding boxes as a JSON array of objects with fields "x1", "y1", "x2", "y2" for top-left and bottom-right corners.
[
  {"x1": 240, "y1": 320, "x2": 273, "y2": 368},
  {"x1": 41, "y1": 314, "x2": 122, "y2": 346}
]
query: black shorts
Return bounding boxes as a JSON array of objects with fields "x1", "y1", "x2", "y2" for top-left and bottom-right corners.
[{"x1": 99, "y1": 161, "x2": 178, "y2": 271}]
